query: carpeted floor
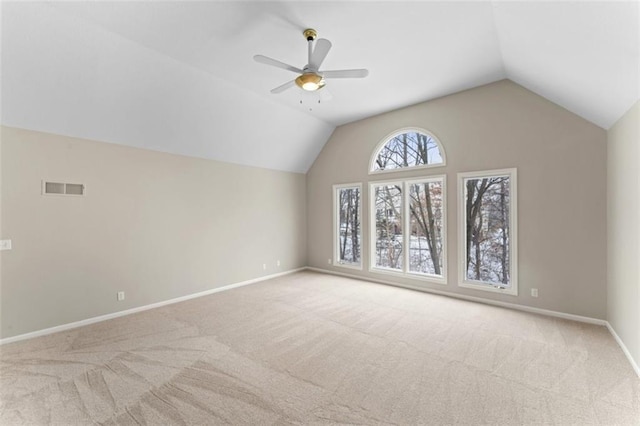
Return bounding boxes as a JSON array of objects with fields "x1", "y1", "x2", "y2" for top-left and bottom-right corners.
[{"x1": 1, "y1": 271, "x2": 638, "y2": 425}]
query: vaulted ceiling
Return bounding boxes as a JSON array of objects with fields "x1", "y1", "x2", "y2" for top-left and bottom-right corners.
[{"x1": 2, "y1": 1, "x2": 638, "y2": 173}]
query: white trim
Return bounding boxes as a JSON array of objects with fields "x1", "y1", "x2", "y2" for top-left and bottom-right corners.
[
  {"x1": 0, "y1": 268, "x2": 305, "y2": 346},
  {"x1": 367, "y1": 265, "x2": 446, "y2": 286},
  {"x1": 458, "y1": 168, "x2": 518, "y2": 296},
  {"x1": 333, "y1": 182, "x2": 363, "y2": 270},
  {"x1": 5, "y1": 266, "x2": 635, "y2": 377},
  {"x1": 606, "y1": 322, "x2": 640, "y2": 378},
  {"x1": 306, "y1": 267, "x2": 606, "y2": 326},
  {"x1": 312, "y1": 268, "x2": 640, "y2": 379},
  {"x1": 368, "y1": 127, "x2": 446, "y2": 175},
  {"x1": 369, "y1": 162, "x2": 445, "y2": 176}
]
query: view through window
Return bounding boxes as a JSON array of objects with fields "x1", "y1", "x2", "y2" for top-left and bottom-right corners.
[
  {"x1": 371, "y1": 177, "x2": 446, "y2": 283},
  {"x1": 459, "y1": 169, "x2": 517, "y2": 294},
  {"x1": 371, "y1": 130, "x2": 444, "y2": 172},
  {"x1": 334, "y1": 184, "x2": 362, "y2": 268}
]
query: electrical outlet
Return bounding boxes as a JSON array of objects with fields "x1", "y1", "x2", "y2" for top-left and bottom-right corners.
[
  {"x1": 276, "y1": 260, "x2": 281, "y2": 267},
  {"x1": 0, "y1": 240, "x2": 12, "y2": 251},
  {"x1": 263, "y1": 263, "x2": 267, "y2": 270},
  {"x1": 117, "y1": 291, "x2": 125, "y2": 301},
  {"x1": 531, "y1": 288, "x2": 539, "y2": 298},
  {"x1": 328, "y1": 258, "x2": 332, "y2": 264}
]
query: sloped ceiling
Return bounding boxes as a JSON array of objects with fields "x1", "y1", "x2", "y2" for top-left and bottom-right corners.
[{"x1": 1, "y1": 1, "x2": 638, "y2": 173}]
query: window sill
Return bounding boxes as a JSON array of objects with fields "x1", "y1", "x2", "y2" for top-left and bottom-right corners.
[
  {"x1": 334, "y1": 262, "x2": 363, "y2": 271},
  {"x1": 459, "y1": 280, "x2": 518, "y2": 296},
  {"x1": 370, "y1": 267, "x2": 447, "y2": 286}
]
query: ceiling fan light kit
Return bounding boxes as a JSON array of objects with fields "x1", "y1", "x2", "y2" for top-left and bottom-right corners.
[
  {"x1": 295, "y1": 73, "x2": 325, "y2": 91},
  {"x1": 254, "y1": 28, "x2": 368, "y2": 96}
]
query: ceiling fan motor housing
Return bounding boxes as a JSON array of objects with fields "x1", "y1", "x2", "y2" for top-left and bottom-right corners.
[{"x1": 303, "y1": 28, "x2": 317, "y2": 41}]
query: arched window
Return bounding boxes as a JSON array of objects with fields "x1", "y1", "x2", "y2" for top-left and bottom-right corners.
[{"x1": 370, "y1": 128, "x2": 445, "y2": 173}]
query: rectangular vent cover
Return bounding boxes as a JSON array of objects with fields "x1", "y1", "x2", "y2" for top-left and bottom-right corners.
[{"x1": 43, "y1": 181, "x2": 85, "y2": 196}]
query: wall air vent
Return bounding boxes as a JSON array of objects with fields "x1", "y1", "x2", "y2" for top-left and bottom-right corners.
[{"x1": 42, "y1": 181, "x2": 85, "y2": 196}]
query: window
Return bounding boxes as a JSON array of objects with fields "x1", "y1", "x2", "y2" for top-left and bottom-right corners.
[
  {"x1": 370, "y1": 176, "x2": 446, "y2": 284},
  {"x1": 458, "y1": 169, "x2": 517, "y2": 295},
  {"x1": 333, "y1": 184, "x2": 362, "y2": 269},
  {"x1": 372, "y1": 183, "x2": 404, "y2": 270},
  {"x1": 407, "y1": 178, "x2": 445, "y2": 276},
  {"x1": 370, "y1": 128, "x2": 445, "y2": 173}
]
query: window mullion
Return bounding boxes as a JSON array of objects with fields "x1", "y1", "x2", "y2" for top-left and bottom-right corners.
[{"x1": 403, "y1": 181, "x2": 409, "y2": 274}]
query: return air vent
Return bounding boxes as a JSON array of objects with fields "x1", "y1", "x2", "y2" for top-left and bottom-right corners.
[{"x1": 42, "y1": 181, "x2": 85, "y2": 196}]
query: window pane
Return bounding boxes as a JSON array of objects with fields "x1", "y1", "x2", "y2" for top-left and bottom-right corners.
[
  {"x1": 464, "y1": 176, "x2": 511, "y2": 286},
  {"x1": 408, "y1": 180, "x2": 444, "y2": 276},
  {"x1": 374, "y1": 184, "x2": 403, "y2": 270},
  {"x1": 337, "y1": 187, "x2": 361, "y2": 264},
  {"x1": 374, "y1": 132, "x2": 443, "y2": 171}
]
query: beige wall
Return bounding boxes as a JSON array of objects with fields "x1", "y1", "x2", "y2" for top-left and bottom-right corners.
[
  {"x1": 607, "y1": 101, "x2": 640, "y2": 368},
  {"x1": 0, "y1": 126, "x2": 307, "y2": 339},
  {"x1": 307, "y1": 80, "x2": 608, "y2": 319}
]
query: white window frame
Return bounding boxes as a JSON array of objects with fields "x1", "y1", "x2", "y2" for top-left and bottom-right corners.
[
  {"x1": 457, "y1": 168, "x2": 518, "y2": 296},
  {"x1": 369, "y1": 175, "x2": 447, "y2": 285},
  {"x1": 333, "y1": 183, "x2": 363, "y2": 270},
  {"x1": 369, "y1": 127, "x2": 447, "y2": 175}
]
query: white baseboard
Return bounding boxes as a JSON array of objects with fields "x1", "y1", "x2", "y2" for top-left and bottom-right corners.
[
  {"x1": 606, "y1": 322, "x2": 640, "y2": 378},
  {"x1": 0, "y1": 268, "x2": 305, "y2": 346},
  {"x1": 306, "y1": 267, "x2": 607, "y2": 325},
  {"x1": 307, "y1": 267, "x2": 640, "y2": 377},
  {"x1": 5, "y1": 266, "x2": 638, "y2": 379}
]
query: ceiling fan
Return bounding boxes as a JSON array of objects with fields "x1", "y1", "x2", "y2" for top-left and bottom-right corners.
[{"x1": 254, "y1": 28, "x2": 369, "y2": 94}]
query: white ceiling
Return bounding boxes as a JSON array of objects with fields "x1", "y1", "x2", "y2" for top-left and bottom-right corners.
[{"x1": 2, "y1": 1, "x2": 638, "y2": 173}]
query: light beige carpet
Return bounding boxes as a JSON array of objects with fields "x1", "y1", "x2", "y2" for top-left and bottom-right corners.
[{"x1": 1, "y1": 271, "x2": 638, "y2": 425}]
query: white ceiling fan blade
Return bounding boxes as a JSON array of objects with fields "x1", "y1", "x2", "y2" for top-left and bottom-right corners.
[
  {"x1": 271, "y1": 80, "x2": 296, "y2": 94},
  {"x1": 254, "y1": 55, "x2": 303, "y2": 74},
  {"x1": 323, "y1": 69, "x2": 369, "y2": 79},
  {"x1": 309, "y1": 38, "x2": 332, "y2": 70}
]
